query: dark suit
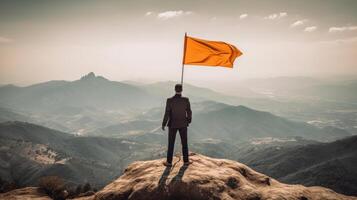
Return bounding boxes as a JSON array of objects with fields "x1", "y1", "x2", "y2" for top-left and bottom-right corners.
[{"x1": 162, "y1": 94, "x2": 192, "y2": 163}]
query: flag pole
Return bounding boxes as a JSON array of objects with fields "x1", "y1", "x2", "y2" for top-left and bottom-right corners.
[
  {"x1": 180, "y1": 63, "x2": 184, "y2": 85},
  {"x1": 181, "y1": 32, "x2": 187, "y2": 85}
]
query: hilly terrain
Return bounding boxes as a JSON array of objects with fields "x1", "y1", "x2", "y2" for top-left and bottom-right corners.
[
  {"x1": 190, "y1": 105, "x2": 351, "y2": 142},
  {"x1": 231, "y1": 77, "x2": 357, "y2": 134},
  {"x1": 0, "y1": 107, "x2": 30, "y2": 123},
  {"x1": 236, "y1": 76, "x2": 357, "y2": 103},
  {"x1": 294, "y1": 80, "x2": 357, "y2": 103},
  {"x1": 1, "y1": 74, "x2": 356, "y2": 136},
  {"x1": 0, "y1": 121, "x2": 356, "y2": 196},
  {"x1": 0, "y1": 73, "x2": 251, "y2": 135},
  {"x1": 90, "y1": 102, "x2": 350, "y2": 142},
  {"x1": 238, "y1": 135, "x2": 357, "y2": 196},
  {"x1": 2, "y1": 153, "x2": 355, "y2": 200},
  {"x1": 0, "y1": 74, "x2": 356, "y2": 198},
  {"x1": 139, "y1": 81, "x2": 240, "y2": 104},
  {"x1": 0, "y1": 72, "x2": 158, "y2": 112},
  {"x1": 0, "y1": 73, "x2": 240, "y2": 114},
  {"x1": 0, "y1": 121, "x2": 161, "y2": 188}
]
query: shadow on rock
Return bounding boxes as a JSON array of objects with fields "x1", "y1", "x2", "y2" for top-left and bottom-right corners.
[
  {"x1": 171, "y1": 165, "x2": 188, "y2": 183},
  {"x1": 158, "y1": 166, "x2": 172, "y2": 189}
]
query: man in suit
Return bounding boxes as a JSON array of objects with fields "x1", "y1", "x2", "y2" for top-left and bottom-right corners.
[{"x1": 162, "y1": 84, "x2": 192, "y2": 166}]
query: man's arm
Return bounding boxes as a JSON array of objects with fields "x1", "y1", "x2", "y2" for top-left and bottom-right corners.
[
  {"x1": 186, "y1": 98, "x2": 192, "y2": 124},
  {"x1": 162, "y1": 99, "x2": 170, "y2": 130}
]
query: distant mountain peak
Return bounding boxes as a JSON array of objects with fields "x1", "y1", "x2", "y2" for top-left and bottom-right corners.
[
  {"x1": 236, "y1": 105, "x2": 251, "y2": 110},
  {"x1": 79, "y1": 72, "x2": 108, "y2": 81},
  {"x1": 80, "y1": 72, "x2": 96, "y2": 80}
]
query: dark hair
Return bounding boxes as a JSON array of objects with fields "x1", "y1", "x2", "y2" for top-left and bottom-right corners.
[{"x1": 175, "y1": 84, "x2": 183, "y2": 92}]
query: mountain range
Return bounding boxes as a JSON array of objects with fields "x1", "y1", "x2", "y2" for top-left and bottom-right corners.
[
  {"x1": 238, "y1": 135, "x2": 357, "y2": 196},
  {"x1": 1, "y1": 73, "x2": 356, "y2": 135},
  {"x1": 0, "y1": 121, "x2": 161, "y2": 188},
  {"x1": 0, "y1": 72, "x2": 158, "y2": 112},
  {"x1": 91, "y1": 101, "x2": 350, "y2": 142},
  {"x1": 0, "y1": 73, "x2": 356, "y2": 197},
  {"x1": 0, "y1": 121, "x2": 356, "y2": 196},
  {"x1": 0, "y1": 73, "x2": 246, "y2": 134}
]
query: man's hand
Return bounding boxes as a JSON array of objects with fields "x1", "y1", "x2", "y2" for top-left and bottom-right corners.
[{"x1": 162, "y1": 126, "x2": 165, "y2": 131}]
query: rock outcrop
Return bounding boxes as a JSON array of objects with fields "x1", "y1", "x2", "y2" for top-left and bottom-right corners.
[
  {"x1": 0, "y1": 187, "x2": 51, "y2": 200},
  {"x1": 81, "y1": 153, "x2": 356, "y2": 200},
  {"x1": 2, "y1": 153, "x2": 356, "y2": 200}
]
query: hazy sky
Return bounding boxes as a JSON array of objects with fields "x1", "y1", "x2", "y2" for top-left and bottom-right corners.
[{"x1": 0, "y1": 0, "x2": 357, "y2": 85}]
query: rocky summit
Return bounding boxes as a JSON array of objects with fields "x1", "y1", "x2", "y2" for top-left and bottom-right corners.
[
  {"x1": 0, "y1": 187, "x2": 51, "y2": 200},
  {"x1": 1, "y1": 153, "x2": 356, "y2": 200},
  {"x1": 80, "y1": 153, "x2": 355, "y2": 200}
]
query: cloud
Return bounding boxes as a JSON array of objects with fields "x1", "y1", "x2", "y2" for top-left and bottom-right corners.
[
  {"x1": 290, "y1": 19, "x2": 307, "y2": 28},
  {"x1": 0, "y1": 36, "x2": 12, "y2": 43},
  {"x1": 239, "y1": 14, "x2": 248, "y2": 19},
  {"x1": 280, "y1": 12, "x2": 287, "y2": 17},
  {"x1": 264, "y1": 12, "x2": 287, "y2": 20},
  {"x1": 304, "y1": 26, "x2": 317, "y2": 32},
  {"x1": 157, "y1": 10, "x2": 192, "y2": 20},
  {"x1": 145, "y1": 11, "x2": 153, "y2": 16},
  {"x1": 329, "y1": 26, "x2": 357, "y2": 33},
  {"x1": 320, "y1": 37, "x2": 357, "y2": 45}
]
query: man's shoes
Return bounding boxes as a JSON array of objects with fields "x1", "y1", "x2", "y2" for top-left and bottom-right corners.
[
  {"x1": 163, "y1": 161, "x2": 172, "y2": 167},
  {"x1": 183, "y1": 160, "x2": 193, "y2": 166}
]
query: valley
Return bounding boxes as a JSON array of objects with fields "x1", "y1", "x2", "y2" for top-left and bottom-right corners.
[{"x1": 0, "y1": 73, "x2": 356, "y2": 196}]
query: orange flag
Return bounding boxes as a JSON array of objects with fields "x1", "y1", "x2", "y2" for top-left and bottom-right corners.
[{"x1": 183, "y1": 35, "x2": 242, "y2": 68}]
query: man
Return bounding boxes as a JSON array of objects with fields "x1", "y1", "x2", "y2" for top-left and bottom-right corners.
[{"x1": 162, "y1": 84, "x2": 192, "y2": 166}]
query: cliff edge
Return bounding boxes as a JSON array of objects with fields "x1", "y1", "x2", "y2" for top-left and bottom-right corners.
[
  {"x1": 82, "y1": 153, "x2": 356, "y2": 200},
  {"x1": 1, "y1": 153, "x2": 356, "y2": 200}
]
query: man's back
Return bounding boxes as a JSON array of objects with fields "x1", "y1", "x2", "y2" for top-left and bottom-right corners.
[
  {"x1": 162, "y1": 84, "x2": 192, "y2": 166},
  {"x1": 162, "y1": 94, "x2": 192, "y2": 129}
]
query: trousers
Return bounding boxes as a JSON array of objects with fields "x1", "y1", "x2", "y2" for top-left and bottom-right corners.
[{"x1": 166, "y1": 127, "x2": 189, "y2": 163}]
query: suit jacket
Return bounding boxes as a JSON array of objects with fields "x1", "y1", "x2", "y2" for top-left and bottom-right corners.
[{"x1": 162, "y1": 94, "x2": 192, "y2": 128}]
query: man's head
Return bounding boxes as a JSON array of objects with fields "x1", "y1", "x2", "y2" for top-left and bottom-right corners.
[{"x1": 175, "y1": 84, "x2": 183, "y2": 94}]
